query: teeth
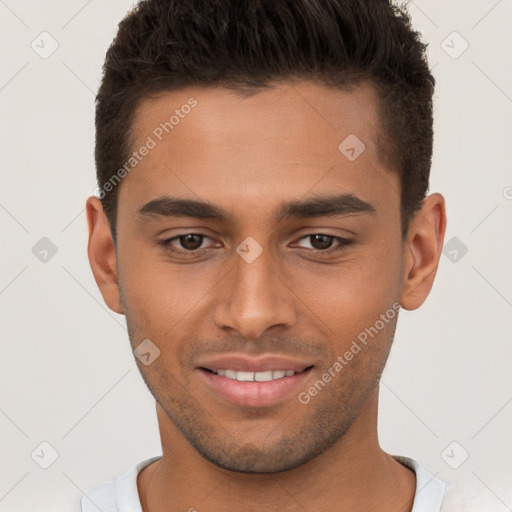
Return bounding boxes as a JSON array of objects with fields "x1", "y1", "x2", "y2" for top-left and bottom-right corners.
[
  {"x1": 254, "y1": 371, "x2": 273, "y2": 382},
  {"x1": 213, "y1": 369, "x2": 298, "y2": 381},
  {"x1": 236, "y1": 371, "x2": 254, "y2": 382},
  {"x1": 224, "y1": 369, "x2": 237, "y2": 379}
]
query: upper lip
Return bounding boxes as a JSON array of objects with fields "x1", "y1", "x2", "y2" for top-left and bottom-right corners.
[{"x1": 196, "y1": 354, "x2": 314, "y2": 373}]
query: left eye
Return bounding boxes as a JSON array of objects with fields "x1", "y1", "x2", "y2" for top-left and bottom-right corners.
[{"x1": 294, "y1": 234, "x2": 351, "y2": 252}]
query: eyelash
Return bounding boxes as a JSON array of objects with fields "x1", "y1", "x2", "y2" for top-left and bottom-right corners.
[{"x1": 158, "y1": 233, "x2": 353, "y2": 258}]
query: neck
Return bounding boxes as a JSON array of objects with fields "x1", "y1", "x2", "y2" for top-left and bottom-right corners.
[{"x1": 138, "y1": 387, "x2": 416, "y2": 512}]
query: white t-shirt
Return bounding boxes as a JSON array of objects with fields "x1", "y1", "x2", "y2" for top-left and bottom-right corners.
[{"x1": 80, "y1": 454, "x2": 503, "y2": 511}]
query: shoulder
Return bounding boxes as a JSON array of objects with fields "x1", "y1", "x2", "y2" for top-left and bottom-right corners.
[
  {"x1": 80, "y1": 455, "x2": 162, "y2": 512},
  {"x1": 441, "y1": 481, "x2": 511, "y2": 512},
  {"x1": 81, "y1": 480, "x2": 117, "y2": 512},
  {"x1": 392, "y1": 455, "x2": 510, "y2": 512}
]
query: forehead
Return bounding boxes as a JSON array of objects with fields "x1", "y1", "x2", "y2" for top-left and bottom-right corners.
[
  {"x1": 131, "y1": 79, "x2": 382, "y2": 156},
  {"x1": 119, "y1": 80, "x2": 397, "y2": 222}
]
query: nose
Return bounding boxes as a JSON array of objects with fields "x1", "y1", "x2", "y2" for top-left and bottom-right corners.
[{"x1": 213, "y1": 245, "x2": 297, "y2": 340}]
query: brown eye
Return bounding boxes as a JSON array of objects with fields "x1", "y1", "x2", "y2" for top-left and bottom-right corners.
[
  {"x1": 178, "y1": 234, "x2": 204, "y2": 250},
  {"x1": 158, "y1": 233, "x2": 213, "y2": 258},
  {"x1": 308, "y1": 234, "x2": 335, "y2": 250},
  {"x1": 294, "y1": 234, "x2": 353, "y2": 256}
]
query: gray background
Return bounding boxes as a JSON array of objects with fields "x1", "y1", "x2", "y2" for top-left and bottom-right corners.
[{"x1": 0, "y1": 0, "x2": 511, "y2": 510}]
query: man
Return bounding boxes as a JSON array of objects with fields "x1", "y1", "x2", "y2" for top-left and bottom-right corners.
[{"x1": 82, "y1": 0, "x2": 492, "y2": 510}]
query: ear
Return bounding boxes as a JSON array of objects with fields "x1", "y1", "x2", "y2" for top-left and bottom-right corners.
[
  {"x1": 400, "y1": 193, "x2": 447, "y2": 311},
  {"x1": 85, "y1": 196, "x2": 124, "y2": 315}
]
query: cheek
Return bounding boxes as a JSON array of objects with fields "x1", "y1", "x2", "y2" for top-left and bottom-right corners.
[
  {"x1": 295, "y1": 246, "x2": 401, "y2": 315},
  {"x1": 350, "y1": 235, "x2": 403, "y2": 307},
  {"x1": 117, "y1": 244, "x2": 223, "y2": 346},
  {"x1": 286, "y1": 243, "x2": 402, "y2": 354}
]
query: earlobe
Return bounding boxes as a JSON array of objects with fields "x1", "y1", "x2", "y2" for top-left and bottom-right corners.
[
  {"x1": 85, "y1": 196, "x2": 124, "y2": 315},
  {"x1": 400, "y1": 193, "x2": 447, "y2": 311}
]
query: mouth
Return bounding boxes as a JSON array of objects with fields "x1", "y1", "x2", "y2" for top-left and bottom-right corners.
[{"x1": 196, "y1": 356, "x2": 315, "y2": 407}]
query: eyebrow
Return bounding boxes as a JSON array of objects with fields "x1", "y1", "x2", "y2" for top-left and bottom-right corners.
[{"x1": 137, "y1": 193, "x2": 376, "y2": 224}]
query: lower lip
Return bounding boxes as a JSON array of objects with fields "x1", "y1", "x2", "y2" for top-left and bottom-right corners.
[{"x1": 197, "y1": 368, "x2": 313, "y2": 407}]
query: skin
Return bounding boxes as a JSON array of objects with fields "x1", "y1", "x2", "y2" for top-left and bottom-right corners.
[{"x1": 86, "y1": 80, "x2": 446, "y2": 512}]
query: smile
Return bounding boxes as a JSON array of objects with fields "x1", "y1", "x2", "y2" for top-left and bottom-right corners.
[{"x1": 198, "y1": 365, "x2": 314, "y2": 407}]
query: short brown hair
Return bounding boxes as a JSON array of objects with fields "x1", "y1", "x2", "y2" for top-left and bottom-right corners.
[{"x1": 95, "y1": 0, "x2": 435, "y2": 241}]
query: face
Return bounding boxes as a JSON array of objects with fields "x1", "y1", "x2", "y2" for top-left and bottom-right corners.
[{"x1": 88, "y1": 80, "x2": 440, "y2": 474}]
